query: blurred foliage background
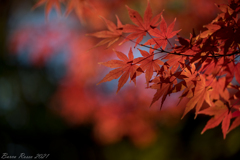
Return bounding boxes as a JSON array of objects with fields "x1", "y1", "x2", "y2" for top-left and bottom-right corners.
[{"x1": 1, "y1": 0, "x2": 240, "y2": 160}]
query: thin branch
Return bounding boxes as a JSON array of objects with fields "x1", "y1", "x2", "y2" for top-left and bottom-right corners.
[{"x1": 120, "y1": 35, "x2": 240, "y2": 58}]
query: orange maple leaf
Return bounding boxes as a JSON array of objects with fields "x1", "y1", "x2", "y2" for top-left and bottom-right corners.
[
  {"x1": 97, "y1": 48, "x2": 139, "y2": 93},
  {"x1": 199, "y1": 24, "x2": 221, "y2": 38}
]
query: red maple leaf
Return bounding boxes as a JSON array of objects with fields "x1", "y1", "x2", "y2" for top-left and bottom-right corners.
[
  {"x1": 150, "y1": 81, "x2": 172, "y2": 109},
  {"x1": 163, "y1": 53, "x2": 186, "y2": 73},
  {"x1": 198, "y1": 100, "x2": 232, "y2": 139},
  {"x1": 209, "y1": 77, "x2": 230, "y2": 101},
  {"x1": 133, "y1": 48, "x2": 163, "y2": 87},
  {"x1": 97, "y1": 48, "x2": 139, "y2": 93},
  {"x1": 144, "y1": 16, "x2": 181, "y2": 50},
  {"x1": 181, "y1": 75, "x2": 212, "y2": 119},
  {"x1": 148, "y1": 68, "x2": 178, "y2": 109},
  {"x1": 120, "y1": 1, "x2": 163, "y2": 47},
  {"x1": 228, "y1": 110, "x2": 240, "y2": 133}
]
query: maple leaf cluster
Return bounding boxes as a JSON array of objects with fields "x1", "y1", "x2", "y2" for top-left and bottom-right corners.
[
  {"x1": 88, "y1": 0, "x2": 240, "y2": 139},
  {"x1": 33, "y1": 0, "x2": 240, "y2": 139}
]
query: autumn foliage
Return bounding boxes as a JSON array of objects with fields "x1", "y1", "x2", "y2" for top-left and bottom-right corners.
[{"x1": 33, "y1": 0, "x2": 240, "y2": 140}]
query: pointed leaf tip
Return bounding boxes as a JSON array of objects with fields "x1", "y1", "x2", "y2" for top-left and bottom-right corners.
[{"x1": 194, "y1": 114, "x2": 198, "y2": 119}]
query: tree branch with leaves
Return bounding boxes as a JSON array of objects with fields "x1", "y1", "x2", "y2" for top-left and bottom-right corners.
[{"x1": 35, "y1": 0, "x2": 240, "y2": 139}]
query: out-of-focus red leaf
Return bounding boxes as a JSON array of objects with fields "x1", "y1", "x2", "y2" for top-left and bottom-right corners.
[
  {"x1": 87, "y1": 16, "x2": 123, "y2": 48},
  {"x1": 33, "y1": 0, "x2": 62, "y2": 16}
]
